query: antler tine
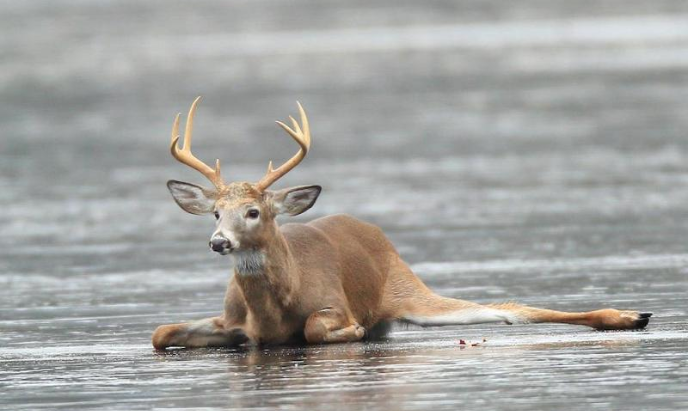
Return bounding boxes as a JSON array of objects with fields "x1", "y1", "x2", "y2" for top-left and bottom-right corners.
[
  {"x1": 256, "y1": 102, "x2": 312, "y2": 192},
  {"x1": 170, "y1": 97, "x2": 225, "y2": 189}
]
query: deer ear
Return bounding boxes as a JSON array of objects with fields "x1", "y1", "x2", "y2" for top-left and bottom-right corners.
[
  {"x1": 270, "y1": 185, "x2": 322, "y2": 216},
  {"x1": 167, "y1": 180, "x2": 217, "y2": 215}
]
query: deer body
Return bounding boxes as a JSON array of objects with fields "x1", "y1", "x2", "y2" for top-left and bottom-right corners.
[
  {"x1": 225, "y1": 214, "x2": 391, "y2": 345},
  {"x1": 152, "y1": 98, "x2": 651, "y2": 350}
]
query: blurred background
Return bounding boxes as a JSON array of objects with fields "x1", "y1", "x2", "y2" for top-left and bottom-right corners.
[{"x1": 1, "y1": 1, "x2": 687, "y2": 410}]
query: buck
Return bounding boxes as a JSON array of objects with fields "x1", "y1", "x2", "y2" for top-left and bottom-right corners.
[{"x1": 152, "y1": 97, "x2": 652, "y2": 350}]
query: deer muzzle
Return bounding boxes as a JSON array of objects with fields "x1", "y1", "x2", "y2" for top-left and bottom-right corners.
[{"x1": 209, "y1": 235, "x2": 232, "y2": 254}]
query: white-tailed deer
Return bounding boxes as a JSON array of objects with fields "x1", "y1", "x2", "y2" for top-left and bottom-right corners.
[{"x1": 152, "y1": 97, "x2": 652, "y2": 349}]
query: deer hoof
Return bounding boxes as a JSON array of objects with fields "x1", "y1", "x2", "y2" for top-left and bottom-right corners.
[
  {"x1": 634, "y1": 312, "x2": 653, "y2": 329},
  {"x1": 593, "y1": 310, "x2": 653, "y2": 330},
  {"x1": 152, "y1": 324, "x2": 182, "y2": 350}
]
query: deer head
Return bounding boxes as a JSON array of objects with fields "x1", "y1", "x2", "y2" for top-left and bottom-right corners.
[{"x1": 167, "y1": 97, "x2": 321, "y2": 255}]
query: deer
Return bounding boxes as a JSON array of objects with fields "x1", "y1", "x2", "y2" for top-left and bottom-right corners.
[{"x1": 152, "y1": 97, "x2": 652, "y2": 350}]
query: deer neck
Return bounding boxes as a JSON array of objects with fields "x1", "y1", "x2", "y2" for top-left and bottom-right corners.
[{"x1": 232, "y1": 226, "x2": 300, "y2": 311}]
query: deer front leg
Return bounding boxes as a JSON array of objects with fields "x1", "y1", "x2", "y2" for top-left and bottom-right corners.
[
  {"x1": 304, "y1": 307, "x2": 366, "y2": 344},
  {"x1": 152, "y1": 316, "x2": 248, "y2": 350}
]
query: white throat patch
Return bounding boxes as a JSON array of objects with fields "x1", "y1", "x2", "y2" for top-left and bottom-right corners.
[{"x1": 232, "y1": 251, "x2": 265, "y2": 276}]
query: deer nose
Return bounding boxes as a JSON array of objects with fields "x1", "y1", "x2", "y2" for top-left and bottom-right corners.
[{"x1": 209, "y1": 236, "x2": 231, "y2": 253}]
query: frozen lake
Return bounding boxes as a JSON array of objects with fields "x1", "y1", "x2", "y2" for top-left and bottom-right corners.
[{"x1": 1, "y1": 1, "x2": 687, "y2": 410}]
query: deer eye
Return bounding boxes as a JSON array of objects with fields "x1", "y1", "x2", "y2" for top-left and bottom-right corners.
[
  {"x1": 247, "y1": 209, "x2": 260, "y2": 219},
  {"x1": 214, "y1": 211, "x2": 220, "y2": 220}
]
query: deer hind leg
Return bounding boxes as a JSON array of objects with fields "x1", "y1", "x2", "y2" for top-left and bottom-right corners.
[
  {"x1": 152, "y1": 317, "x2": 248, "y2": 350},
  {"x1": 382, "y1": 257, "x2": 521, "y2": 326},
  {"x1": 487, "y1": 303, "x2": 652, "y2": 330},
  {"x1": 304, "y1": 307, "x2": 366, "y2": 344},
  {"x1": 397, "y1": 294, "x2": 525, "y2": 327},
  {"x1": 399, "y1": 296, "x2": 652, "y2": 330},
  {"x1": 385, "y1": 257, "x2": 651, "y2": 330}
]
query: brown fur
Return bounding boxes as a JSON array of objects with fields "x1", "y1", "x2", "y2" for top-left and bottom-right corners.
[
  {"x1": 152, "y1": 213, "x2": 651, "y2": 349},
  {"x1": 153, "y1": 100, "x2": 650, "y2": 350}
]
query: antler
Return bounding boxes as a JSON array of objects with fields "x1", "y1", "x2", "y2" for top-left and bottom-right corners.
[
  {"x1": 170, "y1": 96, "x2": 225, "y2": 190},
  {"x1": 255, "y1": 102, "x2": 311, "y2": 192}
]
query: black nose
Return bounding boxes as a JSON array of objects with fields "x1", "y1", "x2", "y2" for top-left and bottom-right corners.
[{"x1": 209, "y1": 236, "x2": 230, "y2": 252}]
